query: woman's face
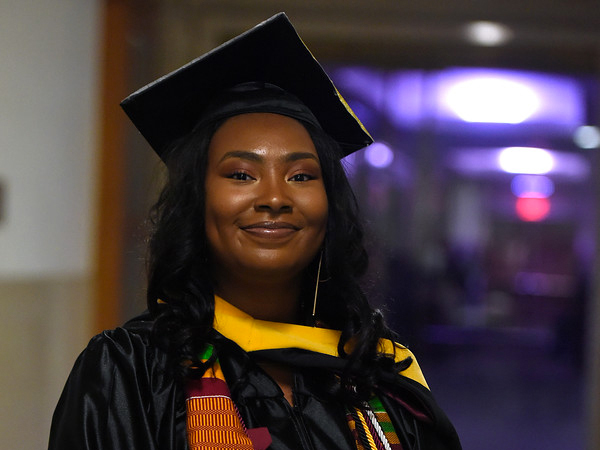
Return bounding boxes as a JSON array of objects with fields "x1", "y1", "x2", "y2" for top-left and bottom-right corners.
[{"x1": 204, "y1": 112, "x2": 328, "y2": 284}]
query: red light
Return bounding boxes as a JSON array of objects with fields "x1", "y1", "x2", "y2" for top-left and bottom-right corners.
[{"x1": 515, "y1": 197, "x2": 550, "y2": 221}]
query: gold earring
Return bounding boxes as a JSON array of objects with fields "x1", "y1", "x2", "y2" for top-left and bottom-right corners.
[{"x1": 312, "y1": 251, "x2": 323, "y2": 322}]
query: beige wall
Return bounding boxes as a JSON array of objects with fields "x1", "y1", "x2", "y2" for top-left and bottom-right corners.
[
  {"x1": 0, "y1": 279, "x2": 93, "y2": 449},
  {"x1": 0, "y1": 1, "x2": 99, "y2": 276},
  {"x1": 0, "y1": 0, "x2": 100, "y2": 448}
]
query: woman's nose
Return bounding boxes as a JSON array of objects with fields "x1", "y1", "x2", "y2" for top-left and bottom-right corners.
[{"x1": 254, "y1": 176, "x2": 292, "y2": 213}]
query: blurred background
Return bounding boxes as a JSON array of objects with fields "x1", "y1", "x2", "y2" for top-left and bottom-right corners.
[{"x1": 1, "y1": 1, "x2": 599, "y2": 449}]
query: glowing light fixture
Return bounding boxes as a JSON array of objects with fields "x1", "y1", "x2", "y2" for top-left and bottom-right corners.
[
  {"x1": 516, "y1": 197, "x2": 550, "y2": 222},
  {"x1": 444, "y1": 77, "x2": 540, "y2": 123},
  {"x1": 498, "y1": 147, "x2": 554, "y2": 174},
  {"x1": 365, "y1": 142, "x2": 394, "y2": 168},
  {"x1": 573, "y1": 125, "x2": 600, "y2": 149},
  {"x1": 511, "y1": 175, "x2": 554, "y2": 198},
  {"x1": 464, "y1": 21, "x2": 513, "y2": 46}
]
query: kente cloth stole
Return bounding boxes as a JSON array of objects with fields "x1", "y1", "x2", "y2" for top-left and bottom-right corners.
[
  {"x1": 185, "y1": 345, "x2": 272, "y2": 450},
  {"x1": 347, "y1": 397, "x2": 404, "y2": 450},
  {"x1": 185, "y1": 345, "x2": 403, "y2": 450}
]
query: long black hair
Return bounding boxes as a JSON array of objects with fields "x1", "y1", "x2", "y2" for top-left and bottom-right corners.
[{"x1": 146, "y1": 116, "x2": 402, "y2": 399}]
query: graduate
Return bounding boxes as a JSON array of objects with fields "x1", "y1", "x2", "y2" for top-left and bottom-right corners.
[{"x1": 49, "y1": 13, "x2": 462, "y2": 450}]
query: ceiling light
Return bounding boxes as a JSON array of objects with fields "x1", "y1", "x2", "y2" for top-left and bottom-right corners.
[
  {"x1": 365, "y1": 142, "x2": 394, "y2": 168},
  {"x1": 465, "y1": 21, "x2": 513, "y2": 46},
  {"x1": 573, "y1": 125, "x2": 600, "y2": 149},
  {"x1": 511, "y1": 175, "x2": 554, "y2": 198},
  {"x1": 445, "y1": 77, "x2": 540, "y2": 123},
  {"x1": 498, "y1": 147, "x2": 554, "y2": 174}
]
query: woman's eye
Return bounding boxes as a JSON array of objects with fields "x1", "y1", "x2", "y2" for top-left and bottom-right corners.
[
  {"x1": 289, "y1": 173, "x2": 314, "y2": 182},
  {"x1": 228, "y1": 171, "x2": 253, "y2": 181}
]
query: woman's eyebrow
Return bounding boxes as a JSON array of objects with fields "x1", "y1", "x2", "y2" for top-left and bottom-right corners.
[
  {"x1": 219, "y1": 150, "x2": 319, "y2": 163},
  {"x1": 284, "y1": 152, "x2": 319, "y2": 163},
  {"x1": 219, "y1": 150, "x2": 263, "y2": 163}
]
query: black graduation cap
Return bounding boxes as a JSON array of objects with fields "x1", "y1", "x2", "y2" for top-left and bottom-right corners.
[{"x1": 120, "y1": 12, "x2": 372, "y2": 160}]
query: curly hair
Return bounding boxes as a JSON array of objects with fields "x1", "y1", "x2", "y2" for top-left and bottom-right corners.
[{"x1": 146, "y1": 116, "x2": 401, "y2": 400}]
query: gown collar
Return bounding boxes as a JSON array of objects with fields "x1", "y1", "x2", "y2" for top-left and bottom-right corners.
[{"x1": 213, "y1": 295, "x2": 428, "y2": 388}]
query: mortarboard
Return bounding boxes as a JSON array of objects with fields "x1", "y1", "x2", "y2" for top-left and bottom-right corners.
[{"x1": 120, "y1": 12, "x2": 373, "y2": 160}]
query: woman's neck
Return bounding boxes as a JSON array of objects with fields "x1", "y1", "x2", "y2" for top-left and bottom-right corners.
[{"x1": 213, "y1": 274, "x2": 303, "y2": 323}]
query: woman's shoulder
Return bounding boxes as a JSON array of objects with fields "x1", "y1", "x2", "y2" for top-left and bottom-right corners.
[
  {"x1": 61, "y1": 312, "x2": 169, "y2": 392},
  {"x1": 49, "y1": 312, "x2": 182, "y2": 449},
  {"x1": 96, "y1": 310, "x2": 154, "y2": 345},
  {"x1": 79, "y1": 312, "x2": 156, "y2": 363}
]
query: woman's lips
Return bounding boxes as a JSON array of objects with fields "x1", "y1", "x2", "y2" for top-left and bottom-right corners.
[{"x1": 240, "y1": 221, "x2": 300, "y2": 238}]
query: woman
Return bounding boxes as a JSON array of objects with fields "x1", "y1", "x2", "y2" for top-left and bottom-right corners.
[{"x1": 49, "y1": 13, "x2": 461, "y2": 450}]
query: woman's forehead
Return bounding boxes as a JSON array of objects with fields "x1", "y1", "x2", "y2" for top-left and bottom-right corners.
[{"x1": 208, "y1": 113, "x2": 318, "y2": 161}]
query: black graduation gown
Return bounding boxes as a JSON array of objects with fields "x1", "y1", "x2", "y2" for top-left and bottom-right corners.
[{"x1": 48, "y1": 313, "x2": 461, "y2": 450}]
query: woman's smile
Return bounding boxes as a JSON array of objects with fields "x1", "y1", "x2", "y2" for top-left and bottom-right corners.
[{"x1": 240, "y1": 221, "x2": 301, "y2": 239}]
